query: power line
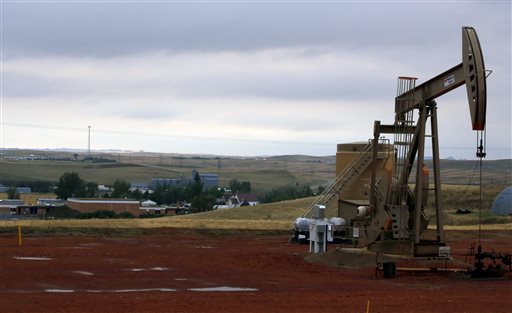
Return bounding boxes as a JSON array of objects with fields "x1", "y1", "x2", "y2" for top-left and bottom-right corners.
[
  {"x1": 3, "y1": 122, "x2": 333, "y2": 147},
  {"x1": 3, "y1": 122, "x2": 510, "y2": 155}
]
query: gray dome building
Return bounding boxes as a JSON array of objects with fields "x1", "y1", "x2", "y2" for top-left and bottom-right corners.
[{"x1": 491, "y1": 186, "x2": 512, "y2": 216}]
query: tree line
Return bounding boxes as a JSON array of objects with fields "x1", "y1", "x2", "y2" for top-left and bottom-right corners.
[
  {"x1": 54, "y1": 171, "x2": 317, "y2": 213},
  {"x1": 261, "y1": 183, "x2": 315, "y2": 203},
  {"x1": 54, "y1": 171, "x2": 224, "y2": 213}
]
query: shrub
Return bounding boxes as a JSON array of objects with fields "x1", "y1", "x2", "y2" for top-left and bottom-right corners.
[
  {"x1": 77, "y1": 210, "x2": 133, "y2": 219},
  {"x1": 139, "y1": 213, "x2": 165, "y2": 219},
  {"x1": 117, "y1": 211, "x2": 135, "y2": 219}
]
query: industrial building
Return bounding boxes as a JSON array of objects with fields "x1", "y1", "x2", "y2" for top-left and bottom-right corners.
[
  {"x1": 151, "y1": 169, "x2": 219, "y2": 191},
  {"x1": 0, "y1": 185, "x2": 32, "y2": 193},
  {"x1": 150, "y1": 177, "x2": 184, "y2": 189},
  {"x1": 192, "y1": 169, "x2": 219, "y2": 190},
  {"x1": 37, "y1": 199, "x2": 65, "y2": 206},
  {"x1": 0, "y1": 199, "x2": 25, "y2": 216},
  {"x1": 66, "y1": 198, "x2": 141, "y2": 216}
]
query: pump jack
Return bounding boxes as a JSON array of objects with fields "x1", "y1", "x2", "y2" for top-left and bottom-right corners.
[
  {"x1": 296, "y1": 27, "x2": 491, "y2": 257},
  {"x1": 361, "y1": 26, "x2": 488, "y2": 256},
  {"x1": 295, "y1": 26, "x2": 512, "y2": 275}
]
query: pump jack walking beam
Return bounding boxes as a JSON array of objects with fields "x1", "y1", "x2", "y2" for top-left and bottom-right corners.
[{"x1": 394, "y1": 27, "x2": 487, "y2": 131}]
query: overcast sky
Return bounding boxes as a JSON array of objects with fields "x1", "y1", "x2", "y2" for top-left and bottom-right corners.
[{"x1": 1, "y1": 0, "x2": 511, "y2": 159}]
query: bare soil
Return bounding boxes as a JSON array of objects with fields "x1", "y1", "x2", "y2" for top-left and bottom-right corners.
[{"x1": 1, "y1": 229, "x2": 510, "y2": 313}]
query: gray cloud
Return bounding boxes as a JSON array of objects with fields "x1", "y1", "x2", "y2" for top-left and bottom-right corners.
[
  {"x1": 4, "y1": 2, "x2": 508, "y2": 57},
  {"x1": 1, "y1": 1, "x2": 510, "y2": 158},
  {"x1": 3, "y1": 48, "x2": 399, "y2": 103}
]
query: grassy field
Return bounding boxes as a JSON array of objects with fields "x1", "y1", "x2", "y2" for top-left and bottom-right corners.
[
  {"x1": 1, "y1": 183, "x2": 510, "y2": 225},
  {"x1": 427, "y1": 184, "x2": 503, "y2": 210},
  {"x1": 0, "y1": 215, "x2": 509, "y2": 232},
  {"x1": 3, "y1": 149, "x2": 509, "y2": 193},
  {"x1": 0, "y1": 217, "x2": 292, "y2": 231},
  {"x1": 0, "y1": 158, "x2": 333, "y2": 192},
  {"x1": 0, "y1": 160, "x2": 182, "y2": 187},
  {"x1": 1, "y1": 149, "x2": 510, "y2": 233},
  {"x1": 177, "y1": 197, "x2": 318, "y2": 221},
  {"x1": 1, "y1": 187, "x2": 510, "y2": 231},
  {"x1": 172, "y1": 184, "x2": 511, "y2": 225}
]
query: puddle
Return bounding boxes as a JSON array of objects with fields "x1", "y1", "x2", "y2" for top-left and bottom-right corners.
[
  {"x1": 42, "y1": 287, "x2": 254, "y2": 293},
  {"x1": 45, "y1": 289, "x2": 74, "y2": 293},
  {"x1": 79, "y1": 243, "x2": 102, "y2": 247},
  {"x1": 86, "y1": 288, "x2": 176, "y2": 293},
  {"x1": 189, "y1": 286, "x2": 258, "y2": 292},
  {"x1": 174, "y1": 278, "x2": 188, "y2": 281},
  {"x1": 14, "y1": 257, "x2": 52, "y2": 261},
  {"x1": 45, "y1": 288, "x2": 176, "y2": 293},
  {"x1": 73, "y1": 271, "x2": 94, "y2": 276},
  {"x1": 129, "y1": 267, "x2": 169, "y2": 272}
]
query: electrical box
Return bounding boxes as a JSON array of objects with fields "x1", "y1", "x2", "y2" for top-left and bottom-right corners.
[
  {"x1": 312, "y1": 205, "x2": 326, "y2": 219},
  {"x1": 309, "y1": 219, "x2": 327, "y2": 253}
]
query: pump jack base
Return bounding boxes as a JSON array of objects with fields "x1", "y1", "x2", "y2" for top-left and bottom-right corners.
[{"x1": 368, "y1": 240, "x2": 447, "y2": 257}]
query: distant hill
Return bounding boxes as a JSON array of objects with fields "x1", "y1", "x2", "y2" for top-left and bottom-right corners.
[{"x1": 0, "y1": 148, "x2": 510, "y2": 193}]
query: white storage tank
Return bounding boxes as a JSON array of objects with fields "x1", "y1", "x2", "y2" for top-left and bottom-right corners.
[
  {"x1": 294, "y1": 217, "x2": 310, "y2": 232},
  {"x1": 329, "y1": 217, "x2": 347, "y2": 231}
]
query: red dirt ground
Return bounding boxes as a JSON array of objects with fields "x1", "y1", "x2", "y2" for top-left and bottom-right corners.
[{"x1": 1, "y1": 229, "x2": 510, "y2": 313}]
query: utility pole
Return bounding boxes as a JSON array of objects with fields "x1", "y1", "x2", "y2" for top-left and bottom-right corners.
[{"x1": 88, "y1": 126, "x2": 91, "y2": 158}]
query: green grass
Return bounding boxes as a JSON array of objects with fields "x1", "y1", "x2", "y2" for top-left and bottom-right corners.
[
  {"x1": 426, "y1": 184, "x2": 505, "y2": 212},
  {"x1": 0, "y1": 158, "x2": 333, "y2": 192},
  {"x1": 175, "y1": 197, "x2": 317, "y2": 221},
  {"x1": 1, "y1": 149, "x2": 510, "y2": 227},
  {"x1": 443, "y1": 209, "x2": 512, "y2": 225},
  {"x1": 0, "y1": 160, "x2": 180, "y2": 185},
  {"x1": 216, "y1": 169, "x2": 300, "y2": 191},
  {"x1": 174, "y1": 185, "x2": 510, "y2": 227},
  {"x1": 2, "y1": 149, "x2": 509, "y2": 191},
  {"x1": 1, "y1": 189, "x2": 509, "y2": 232},
  {"x1": 3, "y1": 186, "x2": 509, "y2": 228},
  {"x1": 424, "y1": 159, "x2": 511, "y2": 185}
]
